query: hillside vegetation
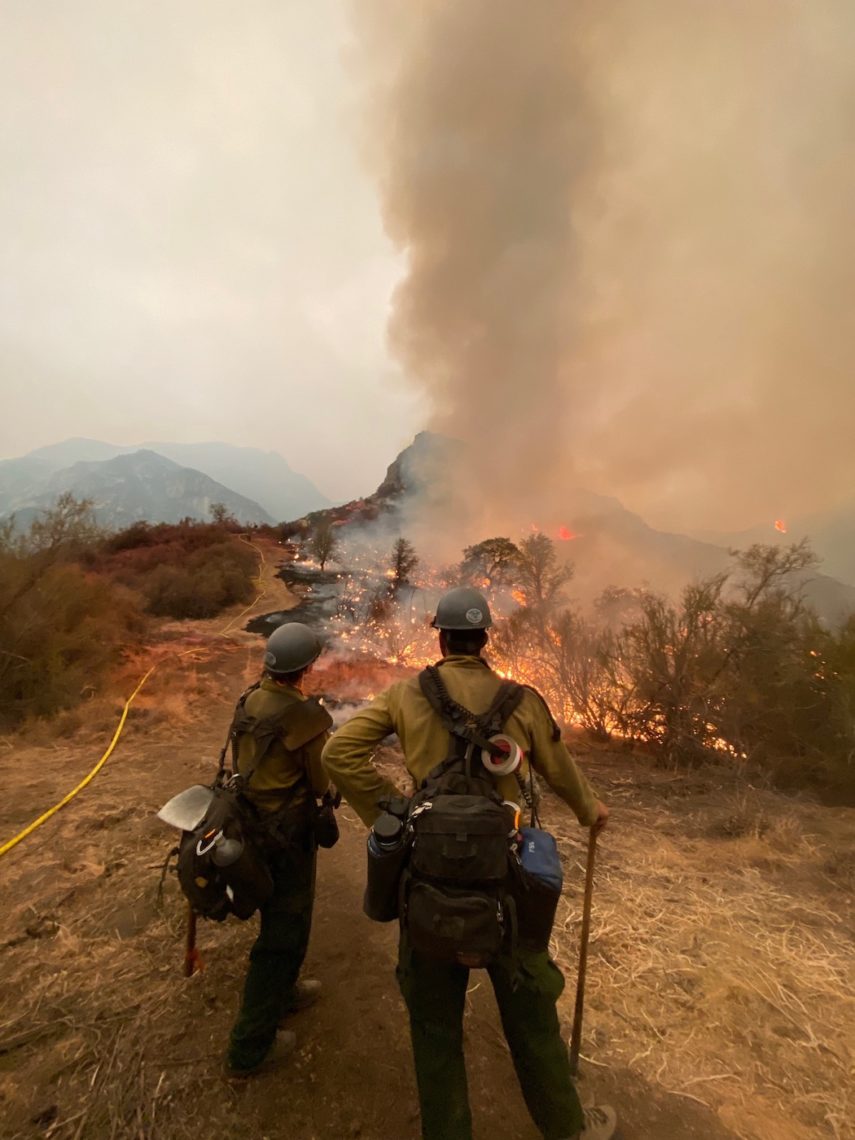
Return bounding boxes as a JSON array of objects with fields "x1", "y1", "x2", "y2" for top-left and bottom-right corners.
[
  {"x1": 3, "y1": 493, "x2": 855, "y2": 799},
  {"x1": 0, "y1": 495, "x2": 262, "y2": 728}
]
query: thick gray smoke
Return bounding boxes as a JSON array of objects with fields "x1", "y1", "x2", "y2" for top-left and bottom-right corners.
[{"x1": 352, "y1": 0, "x2": 855, "y2": 533}]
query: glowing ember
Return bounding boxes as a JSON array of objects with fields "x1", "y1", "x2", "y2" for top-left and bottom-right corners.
[
  {"x1": 774, "y1": 519, "x2": 787, "y2": 534},
  {"x1": 557, "y1": 525, "x2": 579, "y2": 541}
]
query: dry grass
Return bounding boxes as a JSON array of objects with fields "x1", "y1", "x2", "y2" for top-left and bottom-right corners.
[
  {"x1": 546, "y1": 771, "x2": 855, "y2": 1140},
  {"x1": 0, "y1": 873, "x2": 249, "y2": 1140},
  {"x1": 3, "y1": 574, "x2": 854, "y2": 1140}
]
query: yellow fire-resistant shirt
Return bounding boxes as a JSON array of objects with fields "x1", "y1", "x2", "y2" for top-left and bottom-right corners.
[
  {"x1": 236, "y1": 678, "x2": 330, "y2": 814},
  {"x1": 321, "y1": 655, "x2": 599, "y2": 827}
]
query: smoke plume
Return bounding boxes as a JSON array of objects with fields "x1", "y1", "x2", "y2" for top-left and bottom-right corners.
[{"x1": 352, "y1": 0, "x2": 855, "y2": 533}]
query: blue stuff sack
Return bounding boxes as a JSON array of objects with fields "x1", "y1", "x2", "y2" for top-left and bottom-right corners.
[
  {"x1": 514, "y1": 827, "x2": 563, "y2": 950},
  {"x1": 519, "y1": 827, "x2": 563, "y2": 891}
]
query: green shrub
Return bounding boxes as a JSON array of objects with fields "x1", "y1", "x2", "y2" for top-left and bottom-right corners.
[
  {"x1": 0, "y1": 499, "x2": 143, "y2": 727},
  {"x1": 0, "y1": 500, "x2": 260, "y2": 726},
  {"x1": 141, "y1": 539, "x2": 256, "y2": 619},
  {"x1": 97, "y1": 520, "x2": 258, "y2": 620}
]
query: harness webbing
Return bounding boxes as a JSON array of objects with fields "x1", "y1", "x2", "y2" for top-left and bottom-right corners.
[
  {"x1": 418, "y1": 664, "x2": 525, "y2": 779},
  {"x1": 221, "y1": 683, "x2": 299, "y2": 789}
]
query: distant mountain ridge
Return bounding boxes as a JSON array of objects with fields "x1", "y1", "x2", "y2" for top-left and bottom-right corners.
[
  {"x1": 2, "y1": 450, "x2": 274, "y2": 528},
  {"x1": 1, "y1": 437, "x2": 331, "y2": 524}
]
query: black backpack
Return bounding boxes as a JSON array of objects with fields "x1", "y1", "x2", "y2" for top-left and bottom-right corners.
[
  {"x1": 176, "y1": 684, "x2": 333, "y2": 921},
  {"x1": 400, "y1": 664, "x2": 526, "y2": 966},
  {"x1": 176, "y1": 786, "x2": 274, "y2": 922}
]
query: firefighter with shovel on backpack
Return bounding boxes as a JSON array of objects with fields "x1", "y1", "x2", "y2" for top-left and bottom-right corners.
[
  {"x1": 224, "y1": 621, "x2": 335, "y2": 1079},
  {"x1": 322, "y1": 587, "x2": 616, "y2": 1140}
]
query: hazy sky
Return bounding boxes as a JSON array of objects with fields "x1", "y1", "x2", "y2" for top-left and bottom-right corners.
[
  {"x1": 0, "y1": 0, "x2": 425, "y2": 502},
  {"x1": 3, "y1": 2, "x2": 854, "y2": 530}
]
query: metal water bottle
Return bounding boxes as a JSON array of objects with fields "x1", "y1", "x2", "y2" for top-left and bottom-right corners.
[
  {"x1": 210, "y1": 832, "x2": 244, "y2": 867},
  {"x1": 364, "y1": 811, "x2": 409, "y2": 923}
]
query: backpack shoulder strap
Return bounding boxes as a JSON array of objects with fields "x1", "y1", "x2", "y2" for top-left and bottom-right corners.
[
  {"x1": 418, "y1": 666, "x2": 525, "y2": 755},
  {"x1": 418, "y1": 665, "x2": 458, "y2": 733},
  {"x1": 479, "y1": 680, "x2": 525, "y2": 736},
  {"x1": 230, "y1": 689, "x2": 334, "y2": 786},
  {"x1": 218, "y1": 682, "x2": 261, "y2": 782}
]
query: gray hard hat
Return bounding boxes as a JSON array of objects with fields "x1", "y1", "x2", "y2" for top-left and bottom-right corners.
[
  {"x1": 264, "y1": 622, "x2": 323, "y2": 674},
  {"x1": 431, "y1": 587, "x2": 493, "y2": 630}
]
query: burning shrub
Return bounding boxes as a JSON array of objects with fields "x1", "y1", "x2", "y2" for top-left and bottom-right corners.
[
  {"x1": 488, "y1": 533, "x2": 854, "y2": 793},
  {"x1": 606, "y1": 543, "x2": 855, "y2": 793},
  {"x1": 615, "y1": 577, "x2": 729, "y2": 763},
  {"x1": 545, "y1": 614, "x2": 630, "y2": 743},
  {"x1": 337, "y1": 576, "x2": 435, "y2": 667}
]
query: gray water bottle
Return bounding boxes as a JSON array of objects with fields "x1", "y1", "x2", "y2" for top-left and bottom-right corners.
[
  {"x1": 364, "y1": 812, "x2": 409, "y2": 923},
  {"x1": 211, "y1": 833, "x2": 244, "y2": 867}
]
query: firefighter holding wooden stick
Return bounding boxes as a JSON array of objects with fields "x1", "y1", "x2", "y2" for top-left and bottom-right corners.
[{"x1": 323, "y1": 587, "x2": 615, "y2": 1140}]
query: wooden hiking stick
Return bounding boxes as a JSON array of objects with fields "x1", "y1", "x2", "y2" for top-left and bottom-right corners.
[{"x1": 569, "y1": 826, "x2": 598, "y2": 1076}]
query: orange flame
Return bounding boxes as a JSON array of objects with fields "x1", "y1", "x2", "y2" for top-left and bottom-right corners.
[
  {"x1": 774, "y1": 519, "x2": 787, "y2": 534},
  {"x1": 557, "y1": 525, "x2": 579, "y2": 541}
]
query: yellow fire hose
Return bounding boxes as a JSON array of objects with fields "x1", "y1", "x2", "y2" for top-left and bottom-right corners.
[
  {"x1": 0, "y1": 536, "x2": 270, "y2": 861},
  {"x1": 0, "y1": 667, "x2": 156, "y2": 858}
]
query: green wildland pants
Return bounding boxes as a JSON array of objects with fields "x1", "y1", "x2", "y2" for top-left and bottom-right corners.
[
  {"x1": 397, "y1": 938, "x2": 584, "y2": 1140},
  {"x1": 227, "y1": 834, "x2": 316, "y2": 1072}
]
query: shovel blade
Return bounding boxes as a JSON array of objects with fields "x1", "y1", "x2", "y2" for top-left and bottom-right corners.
[{"x1": 157, "y1": 785, "x2": 215, "y2": 832}]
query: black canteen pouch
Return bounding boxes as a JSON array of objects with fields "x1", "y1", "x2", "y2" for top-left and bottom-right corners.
[
  {"x1": 314, "y1": 798, "x2": 342, "y2": 852},
  {"x1": 510, "y1": 862, "x2": 562, "y2": 952}
]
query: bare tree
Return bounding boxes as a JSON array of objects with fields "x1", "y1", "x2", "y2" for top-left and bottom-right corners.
[
  {"x1": 310, "y1": 519, "x2": 339, "y2": 571},
  {"x1": 210, "y1": 501, "x2": 237, "y2": 527},
  {"x1": 25, "y1": 492, "x2": 103, "y2": 557}
]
